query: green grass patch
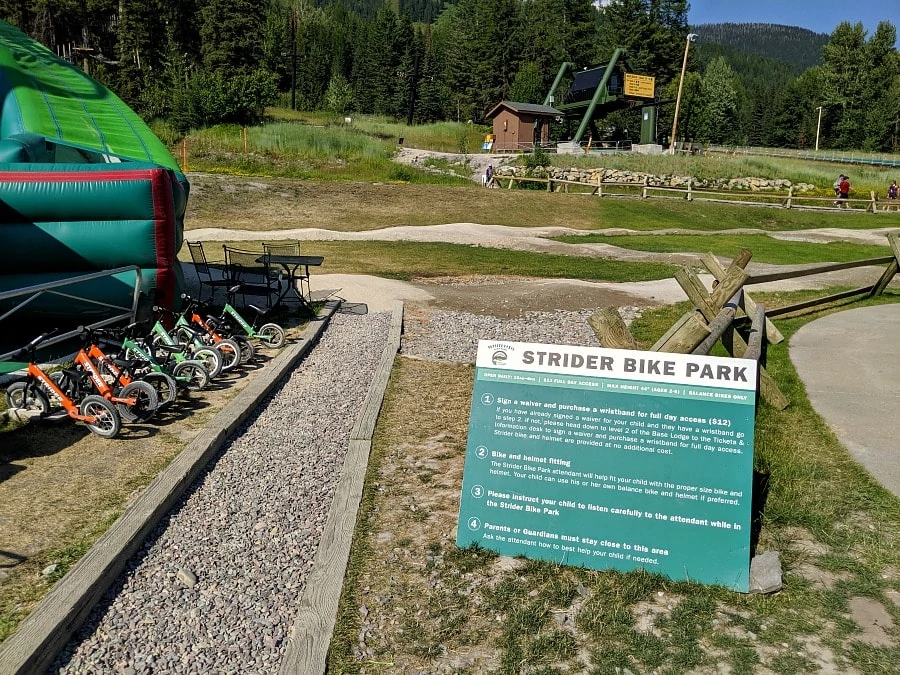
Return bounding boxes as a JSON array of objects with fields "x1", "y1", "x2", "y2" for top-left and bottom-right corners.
[
  {"x1": 181, "y1": 113, "x2": 486, "y2": 184},
  {"x1": 549, "y1": 233, "x2": 891, "y2": 264},
  {"x1": 193, "y1": 240, "x2": 679, "y2": 283}
]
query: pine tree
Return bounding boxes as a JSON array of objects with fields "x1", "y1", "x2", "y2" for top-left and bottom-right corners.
[
  {"x1": 415, "y1": 24, "x2": 449, "y2": 122},
  {"x1": 199, "y1": 0, "x2": 267, "y2": 74},
  {"x1": 700, "y1": 56, "x2": 739, "y2": 143},
  {"x1": 509, "y1": 62, "x2": 545, "y2": 103},
  {"x1": 443, "y1": 0, "x2": 521, "y2": 121}
]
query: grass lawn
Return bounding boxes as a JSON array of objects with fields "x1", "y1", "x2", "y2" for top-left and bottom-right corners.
[
  {"x1": 548, "y1": 233, "x2": 893, "y2": 265},
  {"x1": 185, "y1": 240, "x2": 680, "y2": 283},
  {"x1": 329, "y1": 290, "x2": 900, "y2": 674},
  {"x1": 170, "y1": 109, "x2": 900, "y2": 197}
]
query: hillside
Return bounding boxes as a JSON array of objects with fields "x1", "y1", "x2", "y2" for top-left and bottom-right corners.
[{"x1": 692, "y1": 22, "x2": 829, "y2": 70}]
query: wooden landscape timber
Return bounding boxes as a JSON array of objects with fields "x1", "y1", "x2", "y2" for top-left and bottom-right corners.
[{"x1": 590, "y1": 234, "x2": 900, "y2": 411}]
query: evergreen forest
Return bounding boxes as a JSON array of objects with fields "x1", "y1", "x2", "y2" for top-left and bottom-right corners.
[{"x1": 0, "y1": 0, "x2": 896, "y2": 152}]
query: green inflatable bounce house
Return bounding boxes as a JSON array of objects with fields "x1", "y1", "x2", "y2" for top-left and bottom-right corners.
[{"x1": 0, "y1": 20, "x2": 187, "y2": 319}]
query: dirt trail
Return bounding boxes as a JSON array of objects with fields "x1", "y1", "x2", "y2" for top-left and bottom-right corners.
[{"x1": 393, "y1": 147, "x2": 516, "y2": 182}]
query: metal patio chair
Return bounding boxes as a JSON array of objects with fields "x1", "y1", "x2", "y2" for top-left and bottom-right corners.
[
  {"x1": 186, "y1": 240, "x2": 233, "y2": 303},
  {"x1": 262, "y1": 241, "x2": 301, "y2": 256},
  {"x1": 223, "y1": 246, "x2": 283, "y2": 309}
]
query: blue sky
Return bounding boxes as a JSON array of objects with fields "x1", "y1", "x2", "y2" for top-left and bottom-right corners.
[{"x1": 688, "y1": 0, "x2": 892, "y2": 35}]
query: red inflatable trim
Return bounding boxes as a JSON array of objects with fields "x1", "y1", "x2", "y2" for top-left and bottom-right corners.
[{"x1": 149, "y1": 169, "x2": 177, "y2": 309}]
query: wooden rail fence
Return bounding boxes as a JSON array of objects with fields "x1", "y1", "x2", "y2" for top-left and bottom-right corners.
[
  {"x1": 588, "y1": 232, "x2": 900, "y2": 410},
  {"x1": 497, "y1": 174, "x2": 887, "y2": 213}
]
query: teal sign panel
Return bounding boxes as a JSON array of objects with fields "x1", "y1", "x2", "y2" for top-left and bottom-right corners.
[{"x1": 456, "y1": 341, "x2": 758, "y2": 591}]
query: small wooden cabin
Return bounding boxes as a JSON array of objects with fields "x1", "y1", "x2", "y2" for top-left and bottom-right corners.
[{"x1": 486, "y1": 101, "x2": 562, "y2": 152}]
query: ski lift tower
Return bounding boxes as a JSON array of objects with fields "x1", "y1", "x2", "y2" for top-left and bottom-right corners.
[{"x1": 545, "y1": 49, "x2": 660, "y2": 152}]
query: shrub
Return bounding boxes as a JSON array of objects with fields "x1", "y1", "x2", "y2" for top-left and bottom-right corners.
[
  {"x1": 524, "y1": 146, "x2": 550, "y2": 170},
  {"x1": 168, "y1": 69, "x2": 279, "y2": 132}
]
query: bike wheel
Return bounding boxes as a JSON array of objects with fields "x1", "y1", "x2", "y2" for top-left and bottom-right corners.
[
  {"x1": 5, "y1": 382, "x2": 50, "y2": 415},
  {"x1": 80, "y1": 395, "x2": 121, "y2": 438},
  {"x1": 257, "y1": 323, "x2": 286, "y2": 349},
  {"x1": 214, "y1": 338, "x2": 242, "y2": 371},
  {"x1": 142, "y1": 372, "x2": 178, "y2": 409},
  {"x1": 234, "y1": 335, "x2": 255, "y2": 364},
  {"x1": 116, "y1": 381, "x2": 159, "y2": 423},
  {"x1": 172, "y1": 360, "x2": 210, "y2": 392},
  {"x1": 192, "y1": 346, "x2": 223, "y2": 379}
]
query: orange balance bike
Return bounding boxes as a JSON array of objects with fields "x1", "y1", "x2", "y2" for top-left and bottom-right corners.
[
  {"x1": 3, "y1": 331, "x2": 122, "y2": 438},
  {"x1": 49, "y1": 330, "x2": 159, "y2": 424}
]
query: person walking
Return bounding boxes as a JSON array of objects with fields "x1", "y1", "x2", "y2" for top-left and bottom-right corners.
[
  {"x1": 832, "y1": 174, "x2": 845, "y2": 205},
  {"x1": 838, "y1": 175, "x2": 851, "y2": 208}
]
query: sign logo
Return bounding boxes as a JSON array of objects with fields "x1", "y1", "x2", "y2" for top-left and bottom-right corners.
[{"x1": 492, "y1": 350, "x2": 507, "y2": 366}]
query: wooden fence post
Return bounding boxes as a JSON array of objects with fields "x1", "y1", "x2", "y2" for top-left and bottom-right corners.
[
  {"x1": 642, "y1": 176, "x2": 649, "y2": 199},
  {"x1": 686, "y1": 177, "x2": 693, "y2": 201},
  {"x1": 598, "y1": 175, "x2": 603, "y2": 197},
  {"x1": 700, "y1": 251, "x2": 784, "y2": 344},
  {"x1": 182, "y1": 138, "x2": 188, "y2": 172},
  {"x1": 588, "y1": 308, "x2": 638, "y2": 349},
  {"x1": 546, "y1": 177, "x2": 552, "y2": 192},
  {"x1": 869, "y1": 191, "x2": 877, "y2": 213},
  {"x1": 785, "y1": 186, "x2": 793, "y2": 209},
  {"x1": 675, "y1": 258, "x2": 788, "y2": 410},
  {"x1": 243, "y1": 127, "x2": 248, "y2": 153},
  {"x1": 870, "y1": 232, "x2": 900, "y2": 296}
]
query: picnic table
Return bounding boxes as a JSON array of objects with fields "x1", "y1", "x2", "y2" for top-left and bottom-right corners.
[{"x1": 257, "y1": 254, "x2": 324, "y2": 313}]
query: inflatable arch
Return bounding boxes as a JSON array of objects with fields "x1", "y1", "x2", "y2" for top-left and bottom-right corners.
[{"x1": 0, "y1": 20, "x2": 188, "y2": 317}]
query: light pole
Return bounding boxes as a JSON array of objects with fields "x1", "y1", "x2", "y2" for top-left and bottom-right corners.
[
  {"x1": 815, "y1": 106, "x2": 823, "y2": 151},
  {"x1": 669, "y1": 33, "x2": 698, "y2": 154},
  {"x1": 290, "y1": 9, "x2": 297, "y2": 111}
]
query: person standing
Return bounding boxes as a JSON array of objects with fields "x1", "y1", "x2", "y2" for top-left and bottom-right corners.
[
  {"x1": 485, "y1": 164, "x2": 494, "y2": 187},
  {"x1": 889, "y1": 180, "x2": 898, "y2": 200},
  {"x1": 838, "y1": 175, "x2": 851, "y2": 208}
]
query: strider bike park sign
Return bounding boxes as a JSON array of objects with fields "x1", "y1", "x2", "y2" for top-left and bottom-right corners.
[{"x1": 456, "y1": 340, "x2": 758, "y2": 591}]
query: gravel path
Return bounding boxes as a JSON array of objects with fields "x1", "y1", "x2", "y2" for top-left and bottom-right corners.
[
  {"x1": 401, "y1": 308, "x2": 643, "y2": 363},
  {"x1": 54, "y1": 311, "x2": 391, "y2": 674}
]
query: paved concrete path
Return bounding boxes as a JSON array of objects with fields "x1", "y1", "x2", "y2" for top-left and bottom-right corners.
[{"x1": 790, "y1": 303, "x2": 900, "y2": 496}]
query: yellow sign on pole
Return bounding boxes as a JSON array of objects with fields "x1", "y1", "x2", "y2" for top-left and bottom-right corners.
[{"x1": 625, "y1": 73, "x2": 656, "y2": 98}]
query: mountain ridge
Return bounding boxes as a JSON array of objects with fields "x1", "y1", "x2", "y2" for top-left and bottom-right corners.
[{"x1": 692, "y1": 22, "x2": 829, "y2": 71}]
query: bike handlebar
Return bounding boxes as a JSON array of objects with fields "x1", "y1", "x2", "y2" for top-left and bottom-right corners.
[{"x1": 3, "y1": 329, "x2": 60, "y2": 362}]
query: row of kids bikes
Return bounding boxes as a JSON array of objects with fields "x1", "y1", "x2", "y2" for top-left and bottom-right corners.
[{"x1": 3, "y1": 289, "x2": 287, "y2": 439}]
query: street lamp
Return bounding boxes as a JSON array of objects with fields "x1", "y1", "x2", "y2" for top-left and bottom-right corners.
[
  {"x1": 669, "y1": 33, "x2": 698, "y2": 154},
  {"x1": 815, "y1": 106, "x2": 824, "y2": 151}
]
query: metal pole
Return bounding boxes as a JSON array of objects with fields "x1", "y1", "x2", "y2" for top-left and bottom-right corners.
[
  {"x1": 669, "y1": 34, "x2": 697, "y2": 154},
  {"x1": 815, "y1": 106, "x2": 823, "y2": 151},
  {"x1": 290, "y1": 9, "x2": 297, "y2": 111}
]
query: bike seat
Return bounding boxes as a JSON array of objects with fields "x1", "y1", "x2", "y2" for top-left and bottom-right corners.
[
  {"x1": 113, "y1": 358, "x2": 143, "y2": 371},
  {"x1": 154, "y1": 343, "x2": 184, "y2": 353},
  {"x1": 248, "y1": 304, "x2": 269, "y2": 317},
  {"x1": 62, "y1": 367, "x2": 85, "y2": 381}
]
